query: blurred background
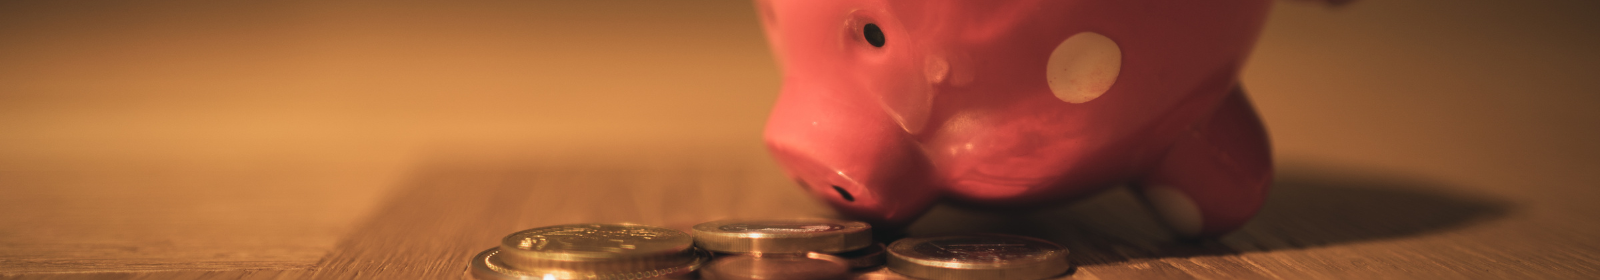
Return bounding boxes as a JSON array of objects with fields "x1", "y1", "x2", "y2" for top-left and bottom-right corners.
[{"x1": 1, "y1": 0, "x2": 1597, "y2": 278}]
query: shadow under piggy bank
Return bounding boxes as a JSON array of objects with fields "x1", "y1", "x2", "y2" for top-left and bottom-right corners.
[{"x1": 902, "y1": 163, "x2": 1513, "y2": 267}]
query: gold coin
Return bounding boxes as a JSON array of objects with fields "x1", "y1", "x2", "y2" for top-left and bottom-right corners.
[
  {"x1": 475, "y1": 223, "x2": 703, "y2": 279},
  {"x1": 692, "y1": 218, "x2": 872, "y2": 254}
]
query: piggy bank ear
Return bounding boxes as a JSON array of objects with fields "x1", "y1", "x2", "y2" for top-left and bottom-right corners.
[
  {"x1": 752, "y1": 0, "x2": 784, "y2": 66},
  {"x1": 753, "y1": 0, "x2": 778, "y2": 34}
]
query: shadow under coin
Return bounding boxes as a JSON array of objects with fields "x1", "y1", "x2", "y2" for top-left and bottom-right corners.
[{"x1": 903, "y1": 165, "x2": 1513, "y2": 267}]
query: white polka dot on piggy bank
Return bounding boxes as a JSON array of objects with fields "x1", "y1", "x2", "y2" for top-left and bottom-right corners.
[{"x1": 1047, "y1": 32, "x2": 1121, "y2": 104}]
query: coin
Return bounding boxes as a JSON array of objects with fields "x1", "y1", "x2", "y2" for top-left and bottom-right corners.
[
  {"x1": 711, "y1": 242, "x2": 885, "y2": 270},
  {"x1": 499, "y1": 223, "x2": 696, "y2": 271},
  {"x1": 692, "y1": 218, "x2": 872, "y2": 254},
  {"x1": 831, "y1": 242, "x2": 887, "y2": 269},
  {"x1": 699, "y1": 252, "x2": 851, "y2": 280},
  {"x1": 471, "y1": 223, "x2": 709, "y2": 280},
  {"x1": 885, "y1": 234, "x2": 1070, "y2": 280},
  {"x1": 469, "y1": 247, "x2": 709, "y2": 280}
]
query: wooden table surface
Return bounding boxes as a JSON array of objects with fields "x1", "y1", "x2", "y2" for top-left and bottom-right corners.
[{"x1": 3, "y1": 0, "x2": 1597, "y2": 279}]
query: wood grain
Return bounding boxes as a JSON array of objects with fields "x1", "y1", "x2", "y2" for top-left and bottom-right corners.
[
  {"x1": 0, "y1": 158, "x2": 396, "y2": 275},
  {"x1": 311, "y1": 157, "x2": 1597, "y2": 279}
]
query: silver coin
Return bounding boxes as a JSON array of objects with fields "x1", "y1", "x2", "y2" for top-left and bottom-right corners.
[
  {"x1": 886, "y1": 234, "x2": 1069, "y2": 280},
  {"x1": 693, "y1": 218, "x2": 872, "y2": 254}
]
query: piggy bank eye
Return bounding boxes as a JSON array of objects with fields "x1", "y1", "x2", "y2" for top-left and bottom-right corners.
[{"x1": 862, "y1": 23, "x2": 885, "y2": 47}]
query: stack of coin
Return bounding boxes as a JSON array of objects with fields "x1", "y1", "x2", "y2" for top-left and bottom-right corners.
[
  {"x1": 691, "y1": 218, "x2": 883, "y2": 279},
  {"x1": 470, "y1": 224, "x2": 710, "y2": 280},
  {"x1": 471, "y1": 220, "x2": 1072, "y2": 280},
  {"x1": 691, "y1": 218, "x2": 883, "y2": 266}
]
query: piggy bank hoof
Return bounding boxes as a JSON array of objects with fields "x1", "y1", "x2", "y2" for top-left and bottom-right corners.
[{"x1": 1143, "y1": 186, "x2": 1204, "y2": 237}]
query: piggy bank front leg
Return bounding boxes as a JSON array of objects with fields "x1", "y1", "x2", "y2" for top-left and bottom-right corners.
[{"x1": 1135, "y1": 86, "x2": 1273, "y2": 238}]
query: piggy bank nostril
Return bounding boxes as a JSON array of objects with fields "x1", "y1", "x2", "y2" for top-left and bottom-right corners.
[
  {"x1": 832, "y1": 185, "x2": 856, "y2": 202},
  {"x1": 863, "y1": 23, "x2": 885, "y2": 47}
]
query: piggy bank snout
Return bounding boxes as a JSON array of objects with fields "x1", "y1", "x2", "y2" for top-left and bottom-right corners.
[
  {"x1": 763, "y1": 96, "x2": 940, "y2": 227},
  {"x1": 765, "y1": 136, "x2": 939, "y2": 227}
]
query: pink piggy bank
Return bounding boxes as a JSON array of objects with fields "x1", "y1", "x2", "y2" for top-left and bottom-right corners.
[{"x1": 759, "y1": 0, "x2": 1274, "y2": 237}]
